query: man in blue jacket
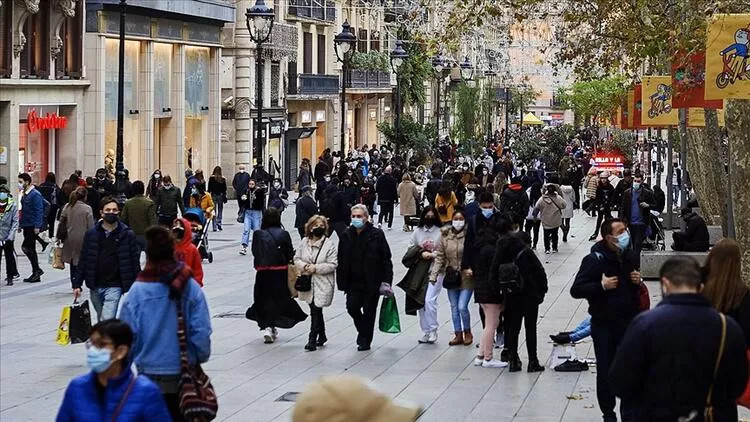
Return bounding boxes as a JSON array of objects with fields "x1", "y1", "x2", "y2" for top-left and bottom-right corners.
[
  {"x1": 610, "y1": 256, "x2": 748, "y2": 422},
  {"x1": 18, "y1": 173, "x2": 44, "y2": 283},
  {"x1": 73, "y1": 197, "x2": 141, "y2": 321},
  {"x1": 571, "y1": 218, "x2": 641, "y2": 422}
]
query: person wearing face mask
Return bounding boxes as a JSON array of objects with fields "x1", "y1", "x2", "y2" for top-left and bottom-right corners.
[
  {"x1": 239, "y1": 179, "x2": 266, "y2": 255},
  {"x1": 570, "y1": 218, "x2": 642, "y2": 422},
  {"x1": 340, "y1": 177, "x2": 359, "y2": 208},
  {"x1": 188, "y1": 181, "x2": 215, "y2": 222},
  {"x1": 146, "y1": 169, "x2": 163, "y2": 201},
  {"x1": 337, "y1": 204, "x2": 393, "y2": 351},
  {"x1": 315, "y1": 173, "x2": 331, "y2": 205},
  {"x1": 0, "y1": 185, "x2": 20, "y2": 285},
  {"x1": 610, "y1": 256, "x2": 748, "y2": 422},
  {"x1": 589, "y1": 172, "x2": 616, "y2": 241},
  {"x1": 72, "y1": 198, "x2": 141, "y2": 321},
  {"x1": 267, "y1": 178, "x2": 289, "y2": 212},
  {"x1": 430, "y1": 208, "x2": 474, "y2": 346},
  {"x1": 172, "y1": 218, "x2": 204, "y2": 287},
  {"x1": 618, "y1": 173, "x2": 656, "y2": 268},
  {"x1": 153, "y1": 175, "x2": 183, "y2": 228},
  {"x1": 375, "y1": 166, "x2": 398, "y2": 230},
  {"x1": 294, "y1": 186, "x2": 319, "y2": 239},
  {"x1": 232, "y1": 164, "x2": 251, "y2": 217},
  {"x1": 56, "y1": 319, "x2": 171, "y2": 421},
  {"x1": 17, "y1": 173, "x2": 45, "y2": 283},
  {"x1": 93, "y1": 168, "x2": 113, "y2": 198},
  {"x1": 294, "y1": 215, "x2": 338, "y2": 351}
]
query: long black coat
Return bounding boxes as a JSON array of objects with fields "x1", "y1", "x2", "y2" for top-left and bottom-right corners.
[
  {"x1": 294, "y1": 195, "x2": 318, "y2": 231},
  {"x1": 375, "y1": 174, "x2": 398, "y2": 202},
  {"x1": 610, "y1": 294, "x2": 747, "y2": 422},
  {"x1": 678, "y1": 212, "x2": 710, "y2": 251},
  {"x1": 336, "y1": 223, "x2": 393, "y2": 295}
]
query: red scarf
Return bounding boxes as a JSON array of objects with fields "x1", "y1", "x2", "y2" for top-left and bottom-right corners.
[{"x1": 138, "y1": 260, "x2": 193, "y2": 298}]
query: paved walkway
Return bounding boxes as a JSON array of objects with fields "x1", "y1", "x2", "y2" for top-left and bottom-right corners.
[{"x1": 1, "y1": 201, "x2": 747, "y2": 421}]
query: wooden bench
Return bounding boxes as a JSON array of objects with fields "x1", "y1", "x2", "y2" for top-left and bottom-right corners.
[{"x1": 641, "y1": 250, "x2": 710, "y2": 279}]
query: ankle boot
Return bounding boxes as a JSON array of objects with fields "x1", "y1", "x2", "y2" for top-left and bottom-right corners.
[
  {"x1": 448, "y1": 332, "x2": 464, "y2": 346},
  {"x1": 317, "y1": 331, "x2": 327, "y2": 347},
  {"x1": 462, "y1": 330, "x2": 473, "y2": 346},
  {"x1": 304, "y1": 333, "x2": 317, "y2": 351},
  {"x1": 509, "y1": 353, "x2": 522, "y2": 372},
  {"x1": 527, "y1": 357, "x2": 545, "y2": 373}
]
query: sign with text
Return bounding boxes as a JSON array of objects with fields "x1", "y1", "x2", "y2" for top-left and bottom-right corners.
[{"x1": 27, "y1": 109, "x2": 67, "y2": 133}]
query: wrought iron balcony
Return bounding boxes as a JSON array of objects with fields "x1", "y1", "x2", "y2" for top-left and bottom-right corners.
[
  {"x1": 349, "y1": 70, "x2": 392, "y2": 90},
  {"x1": 287, "y1": 0, "x2": 336, "y2": 23},
  {"x1": 288, "y1": 74, "x2": 340, "y2": 96}
]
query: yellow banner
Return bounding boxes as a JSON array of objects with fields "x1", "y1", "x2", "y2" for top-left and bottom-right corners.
[
  {"x1": 627, "y1": 90, "x2": 635, "y2": 127},
  {"x1": 705, "y1": 14, "x2": 750, "y2": 100},
  {"x1": 641, "y1": 76, "x2": 679, "y2": 126},
  {"x1": 687, "y1": 107, "x2": 726, "y2": 127}
]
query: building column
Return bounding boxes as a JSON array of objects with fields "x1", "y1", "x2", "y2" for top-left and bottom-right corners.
[
  {"x1": 57, "y1": 102, "x2": 83, "y2": 178},
  {"x1": 83, "y1": 33, "x2": 106, "y2": 176},
  {"x1": 139, "y1": 40, "x2": 154, "y2": 181},
  {"x1": 160, "y1": 43, "x2": 185, "y2": 184},
  {"x1": 210, "y1": 47, "x2": 221, "y2": 169},
  {"x1": 0, "y1": 102, "x2": 19, "y2": 181}
]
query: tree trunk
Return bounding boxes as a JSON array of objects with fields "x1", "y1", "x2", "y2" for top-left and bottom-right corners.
[
  {"x1": 726, "y1": 99, "x2": 750, "y2": 284},
  {"x1": 685, "y1": 128, "x2": 722, "y2": 226},
  {"x1": 704, "y1": 109, "x2": 729, "y2": 233}
]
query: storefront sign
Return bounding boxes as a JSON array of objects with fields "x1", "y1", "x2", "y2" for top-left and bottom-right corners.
[
  {"x1": 593, "y1": 154, "x2": 624, "y2": 166},
  {"x1": 27, "y1": 109, "x2": 67, "y2": 133}
]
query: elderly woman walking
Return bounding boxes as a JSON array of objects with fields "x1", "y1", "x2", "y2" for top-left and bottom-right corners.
[
  {"x1": 294, "y1": 215, "x2": 338, "y2": 351},
  {"x1": 397, "y1": 173, "x2": 420, "y2": 232}
]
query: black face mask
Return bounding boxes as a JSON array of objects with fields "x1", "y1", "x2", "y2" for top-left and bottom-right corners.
[
  {"x1": 311, "y1": 227, "x2": 326, "y2": 238},
  {"x1": 102, "y1": 213, "x2": 119, "y2": 224}
]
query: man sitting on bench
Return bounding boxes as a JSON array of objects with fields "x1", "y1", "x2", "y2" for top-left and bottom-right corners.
[{"x1": 671, "y1": 207, "x2": 709, "y2": 252}]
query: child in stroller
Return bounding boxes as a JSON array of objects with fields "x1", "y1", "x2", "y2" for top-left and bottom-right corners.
[{"x1": 183, "y1": 207, "x2": 214, "y2": 264}]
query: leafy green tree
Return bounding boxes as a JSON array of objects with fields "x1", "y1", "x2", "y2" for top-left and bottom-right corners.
[
  {"x1": 555, "y1": 77, "x2": 626, "y2": 127},
  {"x1": 377, "y1": 116, "x2": 435, "y2": 164},
  {"x1": 395, "y1": 28, "x2": 434, "y2": 108},
  {"x1": 507, "y1": 84, "x2": 540, "y2": 117},
  {"x1": 452, "y1": 81, "x2": 481, "y2": 147}
]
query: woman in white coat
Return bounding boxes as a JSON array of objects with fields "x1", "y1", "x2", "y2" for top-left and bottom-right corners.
[
  {"x1": 294, "y1": 215, "x2": 338, "y2": 351},
  {"x1": 559, "y1": 178, "x2": 576, "y2": 242}
]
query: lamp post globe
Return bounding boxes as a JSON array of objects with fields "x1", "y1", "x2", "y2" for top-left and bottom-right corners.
[
  {"x1": 390, "y1": 40, "x2": 408, "y2": 73},
  {"x1": 246, "y1": 0, "x2": 274, "y2": 43},
  {"x1": 459, "y1": 56, "x2": 474, "y2": 81},
  {"x1": 334, "y1": 20, "x2": 356, "y2": 61},
  {"x1": 431, "y1": 53, "x2": 445, "y2": 73}
]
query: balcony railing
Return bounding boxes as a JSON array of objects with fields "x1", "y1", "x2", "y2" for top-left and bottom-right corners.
[
  {"x1": 349, "y1": 70, "x2": 391, "y2": 89},
  {"x1": 288, "y1": 0, "x2": 336, "y2": 23},
  {"x1": 288, "y1": 74, "x2": 340, "y2": 96}
]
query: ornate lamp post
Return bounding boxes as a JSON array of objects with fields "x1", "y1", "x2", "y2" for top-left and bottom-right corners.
[
  {"x1": 484, "y1": 67, "x2": 497, "y2": 141},
  {"x1": 390, "y1": 40, "x2": 408, "y2": 149},
  {"x1": 113, "y1": 0, "x2": 127, "y2": 204},
  {"x1": 431, "y1": 53, "x2": 446, "y2": 141},
  {"x1": 459, "y1": 56, "x2": 474, "y2": 81},
  {"x1": 246, "y1": 0, "x2": 274, "y2": 168},
  {"x1": 334, "y1": 21, "x2": 356, "y2": 157}
]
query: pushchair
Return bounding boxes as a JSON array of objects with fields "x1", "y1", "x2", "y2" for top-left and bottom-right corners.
[
  {"x1": 183, "y1": 207, "x2": 214, "y2": 263},
  {"x1": 642, "y1": 209, "x2": 666, "y2": 251}
]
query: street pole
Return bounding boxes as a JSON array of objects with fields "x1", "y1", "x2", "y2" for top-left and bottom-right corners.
[
  {"x1": 678, "y1": 108, "x2": 688, "y2": 208},
  {"x1": 435, "y1": 76, "x2": 440, "y2": 141},
  {"x1": 340, "y1": 59, "x2": 347, "y2": 156},
  {"x1": 395, "y1": 75, "x2": 401, "y2": 152},
  {"x1": 666, "y1": 128, "x2": 674, "y2": 230},
  {"x1": 114, "y1": 0, "x2": 126, "y2": 204},
  {"x1": 255, "y1": 45, "x2": 264, "y2": 168},
  {"x1": 504, "y1": 88, "x2": 510, "y2": 146}
]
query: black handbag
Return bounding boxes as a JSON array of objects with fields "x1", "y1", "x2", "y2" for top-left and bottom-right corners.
[
  {"x1": 442, "y1": 266, "x2": 461, "y2": 290},
  {"x1": 295, "y1": 238, "x2": 326, "y2": 292}
]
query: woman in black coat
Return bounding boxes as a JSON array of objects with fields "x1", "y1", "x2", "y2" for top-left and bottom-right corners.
[{"x1": 489, "y1": 216, "x2": 548, "y2": 373}]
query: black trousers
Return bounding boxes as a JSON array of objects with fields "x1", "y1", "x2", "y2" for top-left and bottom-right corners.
[
  {"x1": 592, "y1": 209, "x2": 612, "y2": 237},
  {"x1": 162, "y1": 393, "x2": 186, "y2": 422},
  {"x1": 543, "y1": 227, "x2": 559, "y2": 251},
  {"x1": 524, "y1": 219, "x2": 541, "y2": 248},
  {"x1": 629, "y1": 223, "x2": 647, "y2": 269},
  {"x1": 504, "y1": 296, "x2": 539, "y2": 360},
  {"x1": 591, "y1": 321, "x2": 635, "y2": 422},
  {"x1": 309, "y1": 304, "x2": 325, "y2": 339},
  {"x1": 572, "y1": 185, "x2": 581, "y2": 209},
  {"x1": 346, "y1": 289, "x2": 380, "y2": 347},
  {"x1": 0, "y1": 240, "x2": 18, "y2": 278},
  {"x1": 21, "y1": 227, "x2": 40, "y2": 273},
  {"x1": 561, "y1": 218, "x2": 571, "y2": 239},
  {"x1": 378, "y1": 201, "x2": 394, "y2": 227}
]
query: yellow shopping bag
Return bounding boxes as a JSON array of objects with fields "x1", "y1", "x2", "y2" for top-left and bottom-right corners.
[{"x1": 56, "y1": 305, "x2": 71, "y2": 345}]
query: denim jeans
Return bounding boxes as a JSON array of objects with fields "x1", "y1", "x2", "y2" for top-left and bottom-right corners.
[
  {"x1": 241, "y1": 209, "x2": 263, "y2": 246},
  {"x1": 211, "y1": 194, "x2": 224, "y2": 230},
  {"x1": 447, "y1": 288, "x2": 473, "y2": 332},
  {"x1": 569, "y1": 316, "x2": 591, "y2": 342},
  {"x1": 90, "y1": 287, "x2": 123, "y2": 321}
]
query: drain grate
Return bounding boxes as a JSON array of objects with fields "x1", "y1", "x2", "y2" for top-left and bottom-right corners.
[
  {"x1": 213, "y1": 312, "x2": 246, "y2": 318},
  {"x1": 276, "y1": 392, "x2": 300, "y2": 402}
]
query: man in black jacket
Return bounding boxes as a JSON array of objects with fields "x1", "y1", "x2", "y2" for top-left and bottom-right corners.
[
  {"x1": 618, "y1": 173, "x2": 657, "y2": 268},
  {"x1": 337, "y1": 204, "x2": 393, "y2": 351},
  {"x1": 672, "y1": 207, "x2": 710, "y2": 251},
  {"x1": 424, "y1": 171, "x2": 442, "y2": 208},
  {"x1": 610, "y1": 256, "x2": 747, "y2": 422},
  {"x1": 294, "y1": 186, "x2": 318, "y2": 239},
  {"x1": 239, "y1": 179, "x2": 266, "y2": 255},
  {"x1": 571, "y1": 218, "x2": 641, "y2": 422},
  {"x1": 498, "y1": 177, "x2": 530, "y2": 230},
  {"x1": 320, "y1": 183, "x2": 350, "y2": 237},
  {"x1": 589, "y1": 173, "x2": 616, "y2": 241},
  {"x1": 375, "y1": 166, "x2": 398, "y2": 229}
]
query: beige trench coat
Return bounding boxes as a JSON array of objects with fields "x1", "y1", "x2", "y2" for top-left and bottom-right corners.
[
  {"x1": 294, "y1": 236, "x2": 338, "y2": 308},
  {"x1": 397, "y1": 180, "x2": 420, "y2": 216},
  {"x1": 60, "y1": 202, "x2": 94, "y2": 265}
]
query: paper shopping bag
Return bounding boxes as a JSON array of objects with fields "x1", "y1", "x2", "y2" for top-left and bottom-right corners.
[
  {"x1": 56, "y1": 305, "x2": 71, "y2": 345},
  {"x1": 378, "y1": 296, "x2": 401, "y2": 334},
  {"x1": 52, "y1": 243, "x2": 65, "y2": 270},
  {"x1": 69, "y1": 300, "x2": 92, "y2": 344}
]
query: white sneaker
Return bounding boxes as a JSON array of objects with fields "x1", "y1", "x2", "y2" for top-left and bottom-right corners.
[
  {"x1": 473, "y1": 357, "x2": 484, "y2": 366},
  {"x1": 239, "y1": 246, "x2": 247, "y2": 256},
  {"x1": 263, "y1": 328, "x2": 274, "y2": 343},
  {"x1": 482, "y1": 359, "x2": 509, "y2": 368},
  {"x1": 427, "y1": 331, "x2": 438, "y2": 343},
  {"x1": 418, "y1": 333, "x2": 431, "y2": 344}
]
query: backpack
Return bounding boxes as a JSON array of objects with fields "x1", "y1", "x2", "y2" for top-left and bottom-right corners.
[{"x1": 496, "y1": 247, "x2": 527, "y2": 294}]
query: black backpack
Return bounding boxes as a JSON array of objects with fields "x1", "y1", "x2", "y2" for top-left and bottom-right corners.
[{"x1": 496, "y1": 247, "x2": 528, "y2": 294}]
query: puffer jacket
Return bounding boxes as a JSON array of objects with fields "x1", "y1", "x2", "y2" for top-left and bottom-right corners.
[
  {"x1": 174, "y1": 217, "x2": 204, "y2": 286},
  {"x1": 56, "y1": 367, "x2": 170, "y2": 421},
  {"x1": 532, "y1": 193, "x2": 567, "y2": 229},
  {"x1": 19, "y1": 187, "x2": 44, "y2": 229},
  {"x1": 585, "y1": 174, "x2": 598, "y2": 200},
  {"x1": 294, "y1": 235, "x2": 338, "y2": 307},
  {"x1": 0, "y1": 199, "x2": 18, "y2": 242},
  {"x1": 73, "y1": 221, "x2": 141, "y2": 292},
  {"x1": 430, "y1": 225, "x2": 473, "y2": 289}
]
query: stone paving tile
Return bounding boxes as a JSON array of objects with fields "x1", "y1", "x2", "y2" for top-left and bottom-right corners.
[{"x1": 2, "y1": 200, "x2": 749, "y2": 421}]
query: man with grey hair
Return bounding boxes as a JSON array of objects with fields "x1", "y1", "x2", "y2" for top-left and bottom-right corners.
[
  {"x1": 376, "y1": 165, "x2": 398, "y2": 230},
  {"x1": 336, "y1": 204, "x2": 393, "y2": 351}
]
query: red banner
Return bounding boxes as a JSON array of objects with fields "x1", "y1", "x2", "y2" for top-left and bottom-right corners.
[{"x1": 671, "y1": 51, "x2": 724, "y2": 109}]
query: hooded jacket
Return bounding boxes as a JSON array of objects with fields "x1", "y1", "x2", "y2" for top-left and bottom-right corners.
[
  {"x1": 174, "y1": 217, "x2": 204, "y2": 286},
  {"x1": 532, "y1": 193, "x2": 567, "y2": 229},
  {"x1": 498, "y1": 184, "x2": 530, "y2": 227},
  {"x1": 0, "y1": 198, "x2": 18, "y2": 242}
]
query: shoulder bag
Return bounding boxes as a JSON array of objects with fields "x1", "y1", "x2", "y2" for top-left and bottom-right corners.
[
  {"x1": 704, "y1": 313, "x2": 727, "y2": 422},
  {"x1": 110, "y1": 375, "x2": 136, "y2": 422},
  {"x1": 295, "y1": 238, "x2": 326, "y2": 292},
  {"x1": 496, "y1": 247, "x2": 528, "y2": 294},
  {"x1": 442, "y1": 266, "x2": 461, "y2": 290}
]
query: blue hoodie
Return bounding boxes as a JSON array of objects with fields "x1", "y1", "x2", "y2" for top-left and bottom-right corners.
[{"x1": 119, "y1": 272, "x2": 211, "y2": 375}]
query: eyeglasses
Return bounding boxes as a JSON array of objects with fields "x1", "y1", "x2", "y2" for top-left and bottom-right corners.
[{"x1": 84, "y1": 339, "x2": 113, "y2": 350}]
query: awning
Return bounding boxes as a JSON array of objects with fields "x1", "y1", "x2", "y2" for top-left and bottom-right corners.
[
  {"x1": 285, "y1": 127, "x2": 317, "y2": 140},
  {"x1": 522, "y1": 112, "x2": 544, "y2": 125}
]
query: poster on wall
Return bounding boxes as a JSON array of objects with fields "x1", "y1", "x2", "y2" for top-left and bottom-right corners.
[
  {"x1": 641, "y1": 76, "x2": 679, "y2": 126},
  {"x1": 671, "y1": 51, "x2": 724, "y2": 108},
  {"x1": 705, "y1": 14, "x2": 750, "y2": 100}
]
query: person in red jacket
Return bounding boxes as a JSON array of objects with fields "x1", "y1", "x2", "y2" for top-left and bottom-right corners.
[{"x1": 171, "y1": 217, "x2": 204, "y2": 286}]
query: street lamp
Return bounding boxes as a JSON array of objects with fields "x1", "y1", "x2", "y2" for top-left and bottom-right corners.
[
  {"x1": 459, "y1": 56, "x2": 474, "y2": 81},
  {"x1": 114, "y1": 0, "x2": 127, "y2": 205},
  {"x1": 246, "y1": 0, "x2": 274, "y2": 168},
  {"x1": 484, "y1": 67, "x2": 497, "y2": 141},
  {"x1": 390, "y1": 40, "x2": 408, "y2": 150},
  {"x1": 334, "y1": 21, "x2": 356, "y2": 157},
  {"x1": 431, "y1": 53, "x2": 446, "y2": 141}
]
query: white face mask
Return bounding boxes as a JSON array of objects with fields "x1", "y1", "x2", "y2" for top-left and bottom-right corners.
[{"x1": 452, "y1": 220, "x2": 465, "y2": 231}]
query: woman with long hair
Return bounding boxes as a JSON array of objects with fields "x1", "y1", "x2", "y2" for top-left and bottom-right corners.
[
  {"x1": 703, "y1": 238, "x2": 750, "y2": 343},
  {"x1": 208, "y1": 166, "x2": 226, "y2": 231},
  {"x1": 59, "y1": 187, "x2": 94, "y2": 284},
  {"x1": 146, "y1": 169, "x2": 163, "y2": 202},
  {"x1": 410, "y1": 206, "x2": 443, "y2": 344}
]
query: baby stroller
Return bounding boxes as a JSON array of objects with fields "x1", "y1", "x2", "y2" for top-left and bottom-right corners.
[
  {"x1": 643, "y1": 209, "x2": 666, "y2": 251},
  {"x1": 183, "y1": 207, "x2": 214, "y2": 263}
]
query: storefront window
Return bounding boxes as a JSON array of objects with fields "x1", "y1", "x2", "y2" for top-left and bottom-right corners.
[
  {"x1": 105, "y1": 39, "x2": 140, "y2": 179},
  {"x1": 154, "y1": 43, "x2": 172, "y2": 116},
  {"x1": 185, "y1": 46, "x2": 209, "y2": 171},
  {"x1": 18, "y1": 106, "x2": 58, "y2": 184}
]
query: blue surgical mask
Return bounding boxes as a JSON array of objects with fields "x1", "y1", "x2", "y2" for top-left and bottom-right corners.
[
  {"x1": 616, "y1": 231, "x2": 631, "y2": 251},
  {"x1": 0, "y1": 192, "x2": 7, "y2": 201},
  {"x1": 351, "y1": 217, "x2": 365, "y2": 229},
  {"x1": 86, "y1": 346, "x2": 113, "y2": 373},
  {"x1": 632, "y1": 182, "x2": 640, "y2": 190},
  {"x1": 481, "y1": 208, "x2": 494, "y2": 219}
]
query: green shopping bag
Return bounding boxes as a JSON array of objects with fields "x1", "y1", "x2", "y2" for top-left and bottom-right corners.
[{"x1": 378, "y1": 296, "x2": 401, "y2": 334}]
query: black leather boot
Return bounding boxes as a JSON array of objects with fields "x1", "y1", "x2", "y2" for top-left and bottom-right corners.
[
  {"x1": 317, "y1": 331, "x2": 327, "y2": 346},
  {"x1": 527, "y1": 358, "x2": 545, "y2": 372},
  {"x1": 509, "y1": 353, "x2": 522, "y2": 372},
  {"x1": 304, "y1": 332, "x2": 317, "y2": 351}
]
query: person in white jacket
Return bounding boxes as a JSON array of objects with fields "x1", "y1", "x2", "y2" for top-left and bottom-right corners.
[
  {"x1": 532, "y1": 184, "x2": 567, "y2": 254},
  {"x1": 294, "y1": 215, "x2": 338, "y2": 352},
  {"x1": 559, "y1": 179, "x2": 576, "y2": 242}
]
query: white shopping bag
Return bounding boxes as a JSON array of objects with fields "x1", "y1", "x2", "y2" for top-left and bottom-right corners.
[{"x1": 549, "y1": 344, "x2": 579, "y2": 369}]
